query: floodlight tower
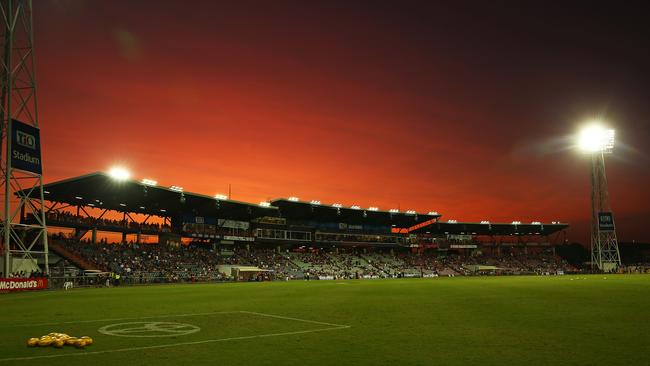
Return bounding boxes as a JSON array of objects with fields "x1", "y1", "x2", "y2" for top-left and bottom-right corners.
[
  {"x1": 578, "y1": 124, "x2": 621, "y2": 272},
  {"x1": 1, "y1": 0, "x2": 49, "y2": 276}
]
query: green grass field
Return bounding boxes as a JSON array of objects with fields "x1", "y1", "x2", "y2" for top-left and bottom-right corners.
[{"x1": 1, "y1": 275, "x2": 649, "y2": 366}]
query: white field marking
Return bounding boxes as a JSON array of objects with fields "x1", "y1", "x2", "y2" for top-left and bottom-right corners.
[
  {"x1": 239, "y1": 311, "x2": 349, "y2": 328},
  {"x1": 98, "y1": 322, "x2": 201, "y2": 338},
  {"x1": 2, "y1": 311, "x2": 240, "y2": 328},
  {"x1": 0, "y1": 324, "x2": 350, "y2": 362}
]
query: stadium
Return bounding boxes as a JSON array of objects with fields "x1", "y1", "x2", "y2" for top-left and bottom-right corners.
[
  {"x1": 2, "y1": 1, "x2": 650, "y2": 366},
  {"x1": 19, "y1": 169, "x2": 572, "y2": 283}
]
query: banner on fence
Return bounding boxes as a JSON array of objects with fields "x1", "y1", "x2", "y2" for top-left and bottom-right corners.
[{"x1": 0, "y1": 278, "x2": 48, "y2": 292}]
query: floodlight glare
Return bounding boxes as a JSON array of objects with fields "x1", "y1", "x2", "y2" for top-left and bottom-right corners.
[
  {"x1": 215, "y1": 194, "x2": 228, "y2": 200},
  {"x1": 108, "y1": 166, "x2": 130, "y2": 181},
  {"x1": 578, "y1": 124, "x2": 615, "y2": 153},
  {"x1": 142, "y1": 178, "x2": 158, "y2": 186}
]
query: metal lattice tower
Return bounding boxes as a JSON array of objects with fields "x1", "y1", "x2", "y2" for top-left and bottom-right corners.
[
  {"x1": 1, "y1": 0, "x2": 48, "y2": 276},
  {"x1": 589, "y1": 151, "x2": 621, "y2": 272}
]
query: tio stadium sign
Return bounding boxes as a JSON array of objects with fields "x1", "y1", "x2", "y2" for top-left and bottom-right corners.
[
  {"x1": 0, "y1": 278, "x2": 48, "y2": 293},
  {"x1": 10, "y1": 119, "x2": 43, "y2": 175}
]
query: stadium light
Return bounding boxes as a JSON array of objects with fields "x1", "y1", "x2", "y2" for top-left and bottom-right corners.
[
  {"x1": 480, "y1": 220, "x2": 490, "y2": 224},
  {"x1": 578, "y1": 124, "x2": 615, "y2": 153},
  {"x1": 351, "y1": 205, "x2": 361, "y2": 210},
  {"x1": 108, "y1": 166, "x2": 130, "y2": 181},
  {"x1": 368, "y1": 206, "x2": 379, "y2": 211},
  {"x1": 288, "y1": 196, "x2": 300, "y2": 202},
  {"x1": 332, "y1": 203, "x2": 343, "y2": 208},
  {"x1": 389, "y1": 208, "x2": 399, "y2": 213},
  {"x1": 531, "y1": 221, "x2": 541, "y2": 225},
  {"x1": 215, "y1": 194, "x2": 228, "y2": 200},
  {"x1": 447, "y1": 219, "x2": 457, "y2": 223},
  {"x1": 310, "y1": 200, "x2": 321, "y2": 205},
  {"x1": 427, "y1": 211, "x2": 439, "y2": 215},
  {"x1": 142, "y1": 178, "x2": 157, "y2": 186},
  {"x1": 512, "y1": 221, "x2": 521, "y2": 225},
  {"x1": 578, "y1": 122, "x2": 621, "y2": 271},
  {"x1": 259, "y1": 201, "x2": 271, "y2": 207},
  {"x1": 170, "y1": 185, "x2": 183, "y2": 192},
  {"x1": 405, "y1": 210, "x2": 416, "y2": 215}
]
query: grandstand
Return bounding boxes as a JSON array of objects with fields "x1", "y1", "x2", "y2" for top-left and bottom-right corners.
[{"x1": 9, "y1": 171, "x2": 574, "y2": 283}]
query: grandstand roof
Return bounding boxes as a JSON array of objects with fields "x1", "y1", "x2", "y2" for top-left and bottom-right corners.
[
  {"x1": 28, "y1": 172, "x2": 569, "y2": 235},
  {"x1": 34, "y1": 172, "x2": 278, "y2": 220},
  {"x1": 271, "y1": 199, "x2": 440, "y2": 228},
  {"x1": 409, "y1": 221, "x2": 568, "y2": 236}
]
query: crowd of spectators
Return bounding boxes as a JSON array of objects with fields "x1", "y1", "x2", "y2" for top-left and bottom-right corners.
[
  {"x1": 46, "y1": 239, "x2": 578, "y2": 284},
  {"x1": 292, "y1": 249, "x2": 576, "y2": 279},
  {"x1": 432, "y1": 251, "x2": 577, "y2": 276},
  {"x1": 46, "y1": 211, "x2": 171, "y2": 233},
  {"x1": 54, "y1": 239, "x2": 299, "y2": 283}
]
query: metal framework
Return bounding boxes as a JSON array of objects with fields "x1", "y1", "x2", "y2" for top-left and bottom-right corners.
[
  {"x1": 0, "y1": 0, "x2": 48, "y2": 276},
  {"x1": 42, "y1": 198, "x2": 172, "y2": 244},
  {"x1": 589, "y1": 151, "x2": 620, "y2": 272}
]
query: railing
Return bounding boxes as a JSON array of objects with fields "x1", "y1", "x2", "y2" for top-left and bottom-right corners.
[{"x1": 47, "y1": 274, "x2": 235, "y2": 289}]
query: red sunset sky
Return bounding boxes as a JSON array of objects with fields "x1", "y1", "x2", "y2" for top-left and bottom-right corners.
[{"x1": 34, "y1": 1, "x2": 650, "y2": 244}]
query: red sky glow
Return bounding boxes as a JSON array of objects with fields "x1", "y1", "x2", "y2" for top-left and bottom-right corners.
[{"x1": 34, "y1": 1, "x2": 650, "y2": 244}]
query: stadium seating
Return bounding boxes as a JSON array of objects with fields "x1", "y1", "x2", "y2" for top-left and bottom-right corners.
[{"x1": 42, "y1": 236, "x2": 577, "y2": 284}]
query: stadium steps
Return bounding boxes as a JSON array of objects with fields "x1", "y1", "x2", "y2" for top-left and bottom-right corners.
[{"x1": 48, "y1": 240, "x2": 104, "y2": 272}]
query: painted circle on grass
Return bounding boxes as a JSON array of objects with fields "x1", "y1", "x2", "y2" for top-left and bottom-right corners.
[{"x1": 99, "y1": 321, "x2": 201, "y2": 338}]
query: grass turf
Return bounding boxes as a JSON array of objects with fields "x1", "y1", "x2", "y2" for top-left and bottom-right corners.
[{"x1": 1, "y1": 275, "x2": 649, "y2": 366}]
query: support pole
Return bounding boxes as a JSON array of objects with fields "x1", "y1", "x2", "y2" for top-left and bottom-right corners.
[
  {"x1": 589, "y1": 151, "x2": 621, "y2": 272},
  {"x1": 1, "y1": 0, "x2": 48, "y2": 275}
]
